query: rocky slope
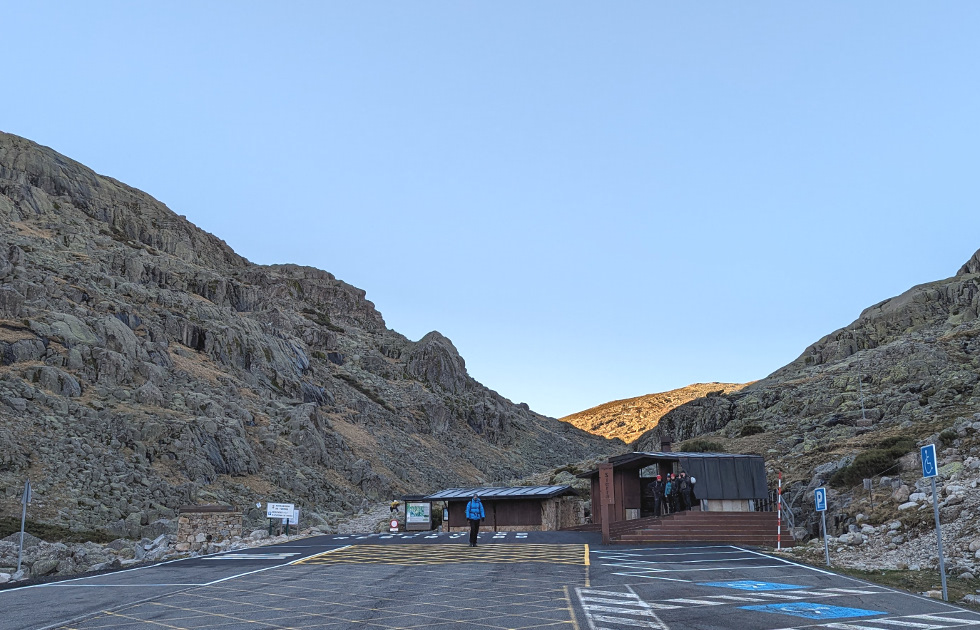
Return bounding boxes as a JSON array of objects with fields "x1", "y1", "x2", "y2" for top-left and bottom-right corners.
[
  {"x1": 634, "y1": 247, "x2": 980, "y2": 544},
  {"x1": 560, "y1": 383, "x2": 745, "y2": 443},
  {"x1": 0, "y1": 132, "x2": 623, "y2": 538}
]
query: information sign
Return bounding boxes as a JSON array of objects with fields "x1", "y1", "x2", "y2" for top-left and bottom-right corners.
[
  {"x1": 287, "y1": 508, "x2": 300, "y2": 525},
  {"x1": 406, "y1": 502, "x2": 430, "y2": 524},
  {"x1": 921, "y1": 444, "x2": 938, "y2": 478},
  {"x1": 266, "y1": 502, "x2": 294, "y2": 519},
  {"x1": 814, "y1": 487, "x2": 827, "y2": 512}
]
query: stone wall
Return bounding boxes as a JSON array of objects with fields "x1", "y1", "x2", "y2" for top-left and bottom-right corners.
[
  {"x1": 541, "y1": 497, "x2": 584, "y2": 531},
  {"x1": 175, "y1": 505, "x2": 242, "y2": 552}
]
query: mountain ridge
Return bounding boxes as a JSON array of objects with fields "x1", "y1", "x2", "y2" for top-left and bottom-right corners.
[{"x1": 0, "y1": 131, "x2": 623, "y2": 537}]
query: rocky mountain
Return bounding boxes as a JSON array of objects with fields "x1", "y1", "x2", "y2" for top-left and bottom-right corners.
[
  {"x1": 559, "y1": 383, "x2": 745, "y2": 443},
  {"x1": 635, "y1": 248, "x2": 980, "y2": 532},
  {"x1": 0, "y1": 132, "x2": 623, "y2": 538}
]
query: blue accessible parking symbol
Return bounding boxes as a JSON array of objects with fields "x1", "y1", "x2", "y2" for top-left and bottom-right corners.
[
  {"x1": 700, "y1": 581, "x2": 805, "y2": 591},
  {"x1": 740, "y1": 602, "x2": 886, "y2": 620}
]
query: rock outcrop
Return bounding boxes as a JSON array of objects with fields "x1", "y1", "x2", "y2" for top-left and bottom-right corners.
[
  {"x1": 0, "y1": 132, "x2": 623, "y2": 535},
  {"x1": 634, "y1": 245, "x2": 980, "y2": 537}
]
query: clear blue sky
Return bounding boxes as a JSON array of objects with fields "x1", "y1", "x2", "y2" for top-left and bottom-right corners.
[{"x1": 4, "y1": 3, "x2": 979, "y2": 418}]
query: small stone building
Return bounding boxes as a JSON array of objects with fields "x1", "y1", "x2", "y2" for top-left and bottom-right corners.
[
  {"x1": 424, "y1": 486, "x2": 582, "y2": 532},
  {"x1": 175, "y1": 505, "x2": 242, "y2": 552}
]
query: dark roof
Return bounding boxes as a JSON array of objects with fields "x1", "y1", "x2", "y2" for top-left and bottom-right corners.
[
  {"x1": 578, "y1": 451, "x2": 763, "y2": 478},
  {"x1": 422, "y1": 486, "x2": 576, "y2": 501}
]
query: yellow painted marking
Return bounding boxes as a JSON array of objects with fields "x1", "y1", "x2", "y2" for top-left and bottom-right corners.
[
  {"x1": 289, "y1": 543, "x2": 350, "y2": 565},
  {"x1": 294, "y1": 543, "x2": 587, "y2": 566},
  {"x1": 584, "y1": 544, "x2": 590, "y2": 566},
  {"x1": 563, "y1": 585, "x2": 583, "y2": 630}
]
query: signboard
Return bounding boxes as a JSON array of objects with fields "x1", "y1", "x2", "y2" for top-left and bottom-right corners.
[
  {"x1": 406, "y1": 502, "x2": 430, "y2": 524},
  {"x1": 599, "y1": 464, "x2": 615, "y2": 506},
  {"x1": 266, "y1": 502, "x2": 295, "y2": 519},
  {"x1": 921, "y1": 444, "x2": 938, "y2": 478},
  {"x1": 286, "y1": 508, "x2": 300, "y2": 526},
  {"x1": 389, "y1": 519, "x2": 399, "y2": 533},
  {"x1": 814, "y1": 487, "x2": 827, "y2": 512}
]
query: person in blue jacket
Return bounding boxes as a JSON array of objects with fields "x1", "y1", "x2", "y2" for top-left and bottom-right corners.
[{"x1": 465, "y1": 494, "x2": 485, "y2": 547}]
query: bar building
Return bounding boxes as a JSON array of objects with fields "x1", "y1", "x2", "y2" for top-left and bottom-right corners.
[{"x1": 578, "y1": 451, "x2": 768, "y2": 525}]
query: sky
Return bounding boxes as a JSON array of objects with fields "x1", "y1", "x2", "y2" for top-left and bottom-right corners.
[{"x1": 3, "y1": 3, "x2": 980, "y2": 418}]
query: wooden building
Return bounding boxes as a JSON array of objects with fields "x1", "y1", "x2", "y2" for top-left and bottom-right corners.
[
  {"x1": 422, "y1": 486, "x2": 581, "y2": 532},
  {"x1": 578, "y1": 451, "x2": 768, "y2": 525}
]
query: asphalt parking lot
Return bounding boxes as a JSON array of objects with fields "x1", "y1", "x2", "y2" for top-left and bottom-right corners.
[{"x1": 1, "y1": 531, "x2": 978, "y2": 630}]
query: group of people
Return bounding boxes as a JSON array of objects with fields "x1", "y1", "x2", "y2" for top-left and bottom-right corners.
[{"x1": 644, "y1": 470, "x2": 697, "y2": 516}]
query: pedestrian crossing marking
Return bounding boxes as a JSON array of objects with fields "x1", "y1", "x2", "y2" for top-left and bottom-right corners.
[
  {"x1": 576, "y1": 587, "x2": 670, "y2": 629},
  {"x1": 294, "y1": 543, "x2": 587, "y2": 566}
]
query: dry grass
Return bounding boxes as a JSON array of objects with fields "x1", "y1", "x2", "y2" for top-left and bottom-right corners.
[
  {"x1": 171, "y1": 352, "x2": 225, "y2": 386},
  {"x1": 0, "y1": 321, "x2": 36, "y2": 343}
]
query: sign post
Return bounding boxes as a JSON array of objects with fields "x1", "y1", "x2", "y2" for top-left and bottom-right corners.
[
  {"x1": 266, "y1": 502, "x2": 294, "y2": 537},
  {"x1": 921, "y1": 444, "x2": 947, "y2": 601},
  {"x1": 599, "y1": 464, "x2": 614, "y2": 545},
  {"x1": 17, "y1": 479, "x2": 31, "y2": 574},
  {"x1": 814, "y1": 487, "x2": 829, "y2": 567}
]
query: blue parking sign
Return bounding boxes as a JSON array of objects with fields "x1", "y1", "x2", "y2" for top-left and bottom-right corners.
[
  {"x1": 814, "y1": 487, "x2": 827, "y2": 512},
  {"x1": 921, "y1": 444, "x2": 938, "y2": 478}
]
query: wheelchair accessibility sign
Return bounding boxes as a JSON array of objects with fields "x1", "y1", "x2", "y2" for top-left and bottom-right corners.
[{"x1": 921, "y1": 444, "x2": 938, "y2": 478}]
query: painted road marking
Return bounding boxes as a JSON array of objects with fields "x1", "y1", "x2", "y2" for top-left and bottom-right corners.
[
  {"x1": 295, "y1": 543, "x2": 588, "y2": 566},
  {"x1": 203, "y1": 552, "x2": 299, "y2": 561},
  {"x1": 577, "y1": 587, "x2": 670, "y2": 629},
  {"x1": 805, "y1": 612, "x2": 980, "y2": 629},
  {"x1": 742, "y1": 602, "x2": 887, "y2": 620},
  {"x1": 700, "y1": 580, "x2": 807, "y2": 591}
]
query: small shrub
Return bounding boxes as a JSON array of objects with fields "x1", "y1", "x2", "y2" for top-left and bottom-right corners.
[
  {"x1": 738, "y1": 424, "x2": 765, "y2": 438},
  {"x1": 939, "y1": 428, "x2": 958, "y2": 446},
  {"x1": 0, "y1": 517, "x2": 115, "y2": 543}
]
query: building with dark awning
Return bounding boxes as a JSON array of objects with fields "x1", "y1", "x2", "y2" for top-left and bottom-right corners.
[
  {"x1": 578, "y1": 452, "x2": 768, "y2": 525},
  {"x1": 422, "y1": 486, "x2": 581, "y2": 531}
]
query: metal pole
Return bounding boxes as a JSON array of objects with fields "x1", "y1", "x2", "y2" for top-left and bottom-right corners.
[
  {"x1": 17, "y1": 498, "x2": 27, "y2": 574},
  {"x1": 822, "y1": 511, "x2": 830, "y2": 567},
  {"x1": 931, "y1": 477, "x2": 948, "y2": 601},
  {"x1": 777, "y1": 472, "x2": 782, "y2": 550}
]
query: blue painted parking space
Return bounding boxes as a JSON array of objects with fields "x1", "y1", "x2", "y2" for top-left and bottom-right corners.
[
  {"x1": 739, "y1": 602, "x2": 887, "y2": 620},
  {"x1": 700, "y1": 580, "x2": 806, "y2": 591},
  {"x1": 576, "y1": 544, "x2": 980, "y2": 630}
]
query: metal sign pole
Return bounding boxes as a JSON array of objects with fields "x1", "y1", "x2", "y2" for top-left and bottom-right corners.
[
  {"x1": 921, "y1": 444, "x2": 947, "y2": 601},
  {"x1": 17, "y1": 479, "x2": 31, "y2": 574},
  {"x1": 931, "y1": 476, "x2": 947, "y2": 601},
  {"x1": 822, "y1": 511, "x2": 830, "y2": 567}
]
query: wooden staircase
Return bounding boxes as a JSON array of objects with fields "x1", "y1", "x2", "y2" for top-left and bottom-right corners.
[{"x1": 566, "y1": 511, "x2": 794, "y2": 547}]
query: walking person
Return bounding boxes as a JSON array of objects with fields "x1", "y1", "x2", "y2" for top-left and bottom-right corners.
[
  {"x1": 465, "y1": 494, "x2": 485, "y2": 547},
  {"x1": 663, "y1": 475, "x2": 673, "y2": 514}
]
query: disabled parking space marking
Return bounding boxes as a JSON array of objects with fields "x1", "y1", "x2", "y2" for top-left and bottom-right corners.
[
  {"x1": 740, "y1": 602, "x2": 887, "y2": 620},
  {"x1": 699, "y1": 579, "x2": 807, "y2": 591}
]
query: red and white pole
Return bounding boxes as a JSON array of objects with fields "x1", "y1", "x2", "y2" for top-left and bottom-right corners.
[{"x1": 777, "y1": 471, "x2": 782, "y2": 550}]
